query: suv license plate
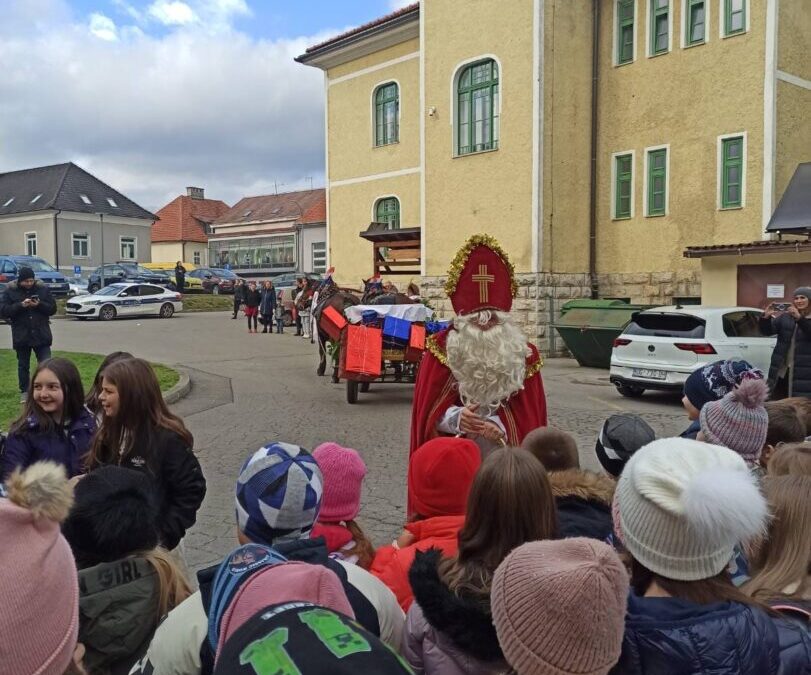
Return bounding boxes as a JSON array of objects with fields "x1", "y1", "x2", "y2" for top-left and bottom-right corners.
[{"x1": 632, "y1": 368, "x2": 667, "y2": 380}]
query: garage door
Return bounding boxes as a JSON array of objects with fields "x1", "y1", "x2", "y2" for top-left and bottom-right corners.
[{"x1": 737, "y1": 263, "x2": 811, "y2": 307}]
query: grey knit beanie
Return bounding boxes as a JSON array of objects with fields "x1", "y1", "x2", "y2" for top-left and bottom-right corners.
[
  {"x1": 615, "y1": 438, "x2": 767, "y2": 581},
  {"x1": 700, "y1": 378, "x2": 769, "y2": 464},
  {"x1": 793, "y1": 287, "x2": 811, "y2": 300}
]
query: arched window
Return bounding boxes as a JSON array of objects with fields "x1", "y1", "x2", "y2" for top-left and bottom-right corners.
[
  {"x1": 457, "y1": 59, "x2": 499, "y2": 156},
  {"x1": 375, "y1": 197, "x2": 400, "y2": 229},
  {"x1": 374, "y1": 82, "x2": 399, "y2": 146}
]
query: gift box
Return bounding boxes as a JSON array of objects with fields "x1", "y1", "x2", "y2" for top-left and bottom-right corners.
[
  {"x1": 425, "y1": 320, "x2": 450, "y2": 335},
  {"x1": 340, "y1": 324, "x2": 382, "y2": 380},
  {"x1": 361, "y1": 310, "x2": 380, "y2": 326},
  {"x1": 383, "y1": 316, "x2": 411, "y2": 345},
  {"x1": 405, "y1": 323, "x2": 426, "y2": 362},
  {"x1": 319, "y1": 305, "x2": 347, "y2": 341}
]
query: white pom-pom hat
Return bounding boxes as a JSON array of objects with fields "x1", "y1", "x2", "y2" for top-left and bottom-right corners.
[{"x1": 615, "y1": 438, "x2": 767, "y2": 581}]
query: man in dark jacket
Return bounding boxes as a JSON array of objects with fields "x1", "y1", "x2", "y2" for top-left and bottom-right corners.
[
  {"x1": 0, "y1": 267, "x2": 57, "y2": 398},
  {"x1": 231, "y1": 279, "x2": 245, "y2": 319}
]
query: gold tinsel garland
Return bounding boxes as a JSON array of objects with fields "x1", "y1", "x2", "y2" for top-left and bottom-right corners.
[
  {"x1": 426, "y1": 332, "x2": 544, "y2": 378},
  {"x1": 443, "y1": 233, "x2": 519, "y2": 300}
]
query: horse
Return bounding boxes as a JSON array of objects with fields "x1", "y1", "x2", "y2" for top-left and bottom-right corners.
[
  {"x1": 311, "y1": 278, "x2": 360, "y2": 382},
  {"x1": 360, "y1": 278, "x2": 420, "y2": 305}
]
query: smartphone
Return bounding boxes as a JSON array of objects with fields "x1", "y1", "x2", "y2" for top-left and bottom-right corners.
[
  {"x1": 772, "y1": 302, "x2": 791, "y2": 311},
  {"x1": 29, "y1": 294, "x2": 39, "y2": 301}
]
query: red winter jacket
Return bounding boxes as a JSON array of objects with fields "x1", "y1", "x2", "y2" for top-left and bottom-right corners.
[{"x1": 370, "y1": 515, "x2": 464, "y2": 612}]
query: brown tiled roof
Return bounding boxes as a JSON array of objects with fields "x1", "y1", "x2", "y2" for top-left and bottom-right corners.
[
  {"x1": 152, "y1": 195, "x2": 230, "y2": 243},
  {"x1": 300, "y1": 3, "x2": 418, "y2": 57},
  {"x1": 213, "y1": 189, "x2": 326, "y2": 227},
  {"x1": 684, "y1": 238, "x2": 811, "y2": 258}
]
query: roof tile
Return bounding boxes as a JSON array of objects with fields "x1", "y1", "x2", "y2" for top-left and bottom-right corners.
[{"x1": 152, "y1": 195, "x2": 231, "y2": 243}]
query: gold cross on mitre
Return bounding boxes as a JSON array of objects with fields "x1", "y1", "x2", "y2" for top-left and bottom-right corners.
[{"x1": 471, "y1": 264, "x2": 495, "y2": 303}]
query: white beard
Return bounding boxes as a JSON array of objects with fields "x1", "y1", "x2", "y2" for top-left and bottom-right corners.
[{"x1": 446, "y1": 310, "x2": 529, "y2": 415}]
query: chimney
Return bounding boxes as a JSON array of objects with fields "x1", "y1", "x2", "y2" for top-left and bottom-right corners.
[{"x1": 187, "y1": 186, "x2": 205, "y2": 200}]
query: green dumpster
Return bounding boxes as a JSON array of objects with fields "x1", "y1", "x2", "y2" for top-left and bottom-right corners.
[{"x1": 552, "y1": 300, "x2": 650, "y2": 369}]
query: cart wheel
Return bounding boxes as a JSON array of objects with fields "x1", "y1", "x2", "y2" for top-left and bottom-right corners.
[
  {"x1": 360, "y1": 382, "x2": 370, "y2": 393},
  {"x1": 346, "y1": 380, "x2": 359, "y2": 404}
]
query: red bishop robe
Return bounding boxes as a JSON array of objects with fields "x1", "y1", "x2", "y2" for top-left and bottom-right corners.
[{"x1": 410, "y1": 328, "x2": 548, "y2": 457}]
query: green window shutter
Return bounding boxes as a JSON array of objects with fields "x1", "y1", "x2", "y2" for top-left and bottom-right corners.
[
  {"x1": 650, "y1": 0, "x2": 669, "y2": 55},
  {"x1": 724, "y1": 0, "x2": 746, "y2": 35},
  {"x1": 615, "y1": 154, "x2": 633, "y2": 219},
  {"x1": 721, "y1": 137, "x2": 743, "y2": 208},
  {"x1": 647, "y1": 149, "x2": 667, "y2": 216},
  {"x1": 686, "y1": 0, "x2": 705, "y2": 45},
  {"x1": 617, "y1": 0, "x2": 635, "y2": 64},
  {"x1": 374, "y1": 83, "x2": 399, "y2": 146},
  {"x1": 457, "y1": 59, "x2": 499, "y2": 155},
  {"x1": 375, "y1": 197, "x2": 400, "y2": 229}
]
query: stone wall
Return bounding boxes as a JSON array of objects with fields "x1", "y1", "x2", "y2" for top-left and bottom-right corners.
[
  {"x1": 596, "y1": 270, "x2": 702, "y2": 305},
  {"x1": 420, "y1": 273, "x2": 592, "y2": 357}
]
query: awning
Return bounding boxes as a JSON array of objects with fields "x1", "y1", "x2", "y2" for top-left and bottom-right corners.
[{"x1": 766, "y1": 162, "x2": 811, "y2": 233}]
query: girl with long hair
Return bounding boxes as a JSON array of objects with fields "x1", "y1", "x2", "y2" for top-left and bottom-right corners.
[
  {"x1": 611, "y1": 438, "x2": 811, "y2": 674},
  {"x1": 85, "y1": 350, "x2": 133, "y2": 417},
  {"x1": 62, "y1": 465, "x2": 192, "y2": 674},
  {"x1": 86, "y1": 357, "x2": 206, "y2": 550},
  {"x1": 2, "y1": 357, "x2": 95, "y2": 479},
  {"x1": 402, "y1": 446, "x2": 559, "y2": 675},
  {"x1": 745, "y1": 475, "x2": 811, "y2": 622}
]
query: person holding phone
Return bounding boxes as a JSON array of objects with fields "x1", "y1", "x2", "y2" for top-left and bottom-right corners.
[
  {"x1": 759, "y1": 287, "x2": 811, "y2": 399},
  {"x1": 0, "y1": 266, "x2": 57, "y2": 401}
]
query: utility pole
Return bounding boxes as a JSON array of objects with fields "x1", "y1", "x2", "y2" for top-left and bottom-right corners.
[{"x1": 97, "y1": 212, "x2": 105, "y2": 287}]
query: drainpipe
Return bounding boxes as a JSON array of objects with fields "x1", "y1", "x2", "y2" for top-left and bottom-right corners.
[
  {"x1": 53, "y1": 209, "x2": 62, "y2": 271},
  {"x1": 588, "y1": 0, "x2": 600, "y2": 299}
]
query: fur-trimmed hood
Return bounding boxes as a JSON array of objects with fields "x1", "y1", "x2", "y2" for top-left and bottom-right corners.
[
  {"x1": 409, "y1": 548, "x2": 503, "y2": 662},
  {"x1": 549, "y1": 468, "x2": 615, "y2": 506}
]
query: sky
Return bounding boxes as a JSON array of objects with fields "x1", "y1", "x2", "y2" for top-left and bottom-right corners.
[{"x1": 0, "y1": 0, "x2": 414, "y2": 211}]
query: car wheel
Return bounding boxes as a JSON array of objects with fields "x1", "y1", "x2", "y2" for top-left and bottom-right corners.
[
  {"x1": 615, "y1": 382, "x2": 645, "y2": 398},
  {"x1": 212, "y1": 285, "x2": 220, "y2": 295},
  {"x1": 159, "y1": 303, "x2": 175, "y2": 319},
  {"x1": 88, "y1": 284, "x2": 100, "y2": 294},
  {"x1": 99, "y1": 304, "x2": 116, "y2": 321}
]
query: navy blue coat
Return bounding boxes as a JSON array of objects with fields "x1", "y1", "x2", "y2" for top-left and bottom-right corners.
[
  {"x1": 2, "y1": 406, "x2": 96, "y2": 479},
  {"x1": 612, "y1": 594, "x2": 811, "y2": 675},
  {"x1": 259, "y1": 288, "x2": 277, "y2": 316}
]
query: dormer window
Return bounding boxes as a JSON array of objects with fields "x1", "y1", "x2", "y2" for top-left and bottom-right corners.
[
  {"x1": 107, "y1": 197, "x2": 118, "y2": 207},
  {"x1": 80, "y1": 194, "x2": 92, "y2": 205},
  {"x1": 3, "y1": 197, "x2": 14, "y2": 207},
  {"x1": 30, "y1": 194, "x2": 42, "y2": 204}
]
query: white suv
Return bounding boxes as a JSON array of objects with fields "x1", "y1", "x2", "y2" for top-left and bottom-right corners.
[{"x1": 609, "y1": 306, "x2": 776, "y2": 398}]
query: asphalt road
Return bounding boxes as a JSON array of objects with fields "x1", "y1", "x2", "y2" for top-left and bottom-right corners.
[{"x1": 5, "y1": 312, "x2": 688, "y2": 570}]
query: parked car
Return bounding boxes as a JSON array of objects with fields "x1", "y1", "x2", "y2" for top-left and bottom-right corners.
[
  {"x1": 154, "y1": 267, "x2": 203, "y2": 293},
  {"x1": 188, "y1": 267, "x2": 236, "y2": 294},
  {"x1": 87, "y1": 263, "x2": 175, "y2": 293},
  {"x1": 67, "y1": 278, "x2": 89, "y2": 297},
  {"x1": 0, "y1": 255, "x2": 70, "y2": 296},
  {"x1": 65, "y1": 283, "x2": 182, "y2": 321},
  {"x1": 273, "y1": 272, "x2": 323, "y2": 301},
  {"x1": 609, "y1": 305, "x2": 776, "y2": 397}
]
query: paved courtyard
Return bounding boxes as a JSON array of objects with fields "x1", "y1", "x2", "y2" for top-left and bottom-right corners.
[{"x1": 10, "y1": 312, "x2": 687, "y2": 570}]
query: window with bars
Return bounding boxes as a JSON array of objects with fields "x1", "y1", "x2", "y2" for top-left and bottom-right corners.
[
  {"x1": 72, "y1": 233, "x2": 89, "y2": 258},
  {"x1": 647, "y1": 148, "x2": 667, "y2": 216},
  {"x1": 685, "y1": 0, "x2": 706, "y2": 45},
  {"x1": 25, "y1": 232, "x2": 37, "y2": 256},
  {"x1": 724, "y1": 0, "x2": 745, "y2": 35},
  {"x1": 457, "y1": 59, "x2": 499, "y2": 155},
  {"x1": 311, "y1": 242, "x2": 327, "y2": 274},
  {"x1": 375, "y1": 197, "x2": 400, "y2": 229},
  {"x1": 650, "y1": 0, "x2": 669, "y2": 54},
  {"x1": 721, "y1": 136, "x2": 743, "y2": 208},
  {"x1": 120, "y1": 237, "x2": 136, "y2": 260},
  {"x1": 617, "y1": 0, "x2": 635, "y2": 64},
  {"x1": 614, "y1": 154, "x2": 633, "y2": 219},
  {"x1": 374, "y1": 83, "x2": 399, "y2": 146}
]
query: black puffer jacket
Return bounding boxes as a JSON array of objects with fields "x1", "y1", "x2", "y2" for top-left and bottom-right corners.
[
  {"x1": 549, "y1": 468, "x2": 614, "y2": 541},
  {"x1": 759, "y1": 312, "x2": 811, "y2": 397},
  {"x1": 0, "y1": 280, "x2": 56, "y2": 348}
]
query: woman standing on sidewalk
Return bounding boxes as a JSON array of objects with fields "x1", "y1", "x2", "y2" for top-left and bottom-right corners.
[
  {"x1": 231, "y1": 279, "x2": 245, "y2": 320},
  {"x1": 243, "y1": 280, "x2": 261, "y2": 334},
  {"x1": 174, "y1": 261, "x2": 186, "y2": 294},
  {"x1": 259, "y1": 280, "x2": 277, "y2": 334},
  {"x1": 760, "y1": 287, "x2": 811, "y2": 399}
]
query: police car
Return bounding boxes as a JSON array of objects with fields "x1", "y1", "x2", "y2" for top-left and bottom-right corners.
[{"x1": 65, "y1": 282, "x2": 182, "y2": 321}]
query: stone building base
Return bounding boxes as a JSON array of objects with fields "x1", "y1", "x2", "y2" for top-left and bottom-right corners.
[{"x1": 420, "y1": 269, "x2": 702, "y2": 358}]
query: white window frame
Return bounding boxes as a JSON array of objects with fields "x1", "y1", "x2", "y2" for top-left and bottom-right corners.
[
  {"x1": 119, "y1": 236, "x2": 137, "y2": 261},
  {"x1": 71, "y1": 233, "x2": 91, "y2": 259},
  {"x1": 24, "y1": 232, "x2": 37, "y2": 256},
  {"x1": 193, "y1": 251, "x2": 201, "y2": 265},
  {"x1": 311, "y1": 242, "x2": 327, "y2": 274},
  {"x1": 716, "y1": 131, "x2": 747, "y2": 210},
  {"x1": 449, "y1": 54, "x2": 503, "y2": 158},
  {"x1": 613, "y1": 0, "x2": 639, "y2": 67},
  {"x1": 642, "y1": 143, "x2": 671, "y2": 217},
  {"x1": 370, "y1": 79, "x2": 402, "y2": 148},
  {"x1": 719, "y1": 0, "x2": 750, "y2": 39},
  {"x1": 681, "y1": 0, "x2": 710, "y2": 48},
  {"x1": 610, "y1": 150, "x2": 636, "y2": 220},
  {"x1": 646, "y1": 0, "x2": 673, "y2": 57}
]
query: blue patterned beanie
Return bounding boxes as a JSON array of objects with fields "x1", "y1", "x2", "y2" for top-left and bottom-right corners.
[
  {"x1": 235, "y1": 443, "x2": 323, "y2": 546},
  {"x1": 683, "y1": 359, "x2": 763, "y2": 411}
]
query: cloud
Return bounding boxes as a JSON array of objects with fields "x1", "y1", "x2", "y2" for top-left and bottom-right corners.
[
  {"x1": 89, "y1": 13, "x2": 118, "y2": 41},
  {"x1": 0, "y1": 4, "x2": 334, "y2": 211},
  {"x1": 148, "y1": 1, "x2": 198, "y2": 26},
  {"x1": 389, "y1": 0, "x2": 416, "y2": 10}
]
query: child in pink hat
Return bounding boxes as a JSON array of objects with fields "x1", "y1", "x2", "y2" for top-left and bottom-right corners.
[{"x1": 311, "y1": 442, "x2": 375, "y2": 568}]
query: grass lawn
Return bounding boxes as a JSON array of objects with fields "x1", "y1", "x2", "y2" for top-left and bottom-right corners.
[
  {"x1": 55, "y1": 294, "x2": 232, "y2": 316},
  {"x1": 0, "y1": 350, "x2": 179, "y2": 430}
]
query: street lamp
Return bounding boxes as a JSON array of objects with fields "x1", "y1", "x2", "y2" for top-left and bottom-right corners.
[{"x1": 96, "y1": 212, "x2": 105, "y2": 287}]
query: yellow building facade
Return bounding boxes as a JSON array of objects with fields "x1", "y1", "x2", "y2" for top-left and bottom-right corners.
[{"x1": 298, "y1": 0, "x2": 810, "y2": 353}]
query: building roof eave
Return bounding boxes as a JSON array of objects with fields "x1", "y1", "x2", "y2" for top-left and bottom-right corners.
[{"x1": 684, "y1": 239, "x2": 811, "y2": 259}]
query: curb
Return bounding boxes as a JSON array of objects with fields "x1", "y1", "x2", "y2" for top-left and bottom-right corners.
[{"x1": 163, "y1": 367, "x2": 191, "y2": 404}]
